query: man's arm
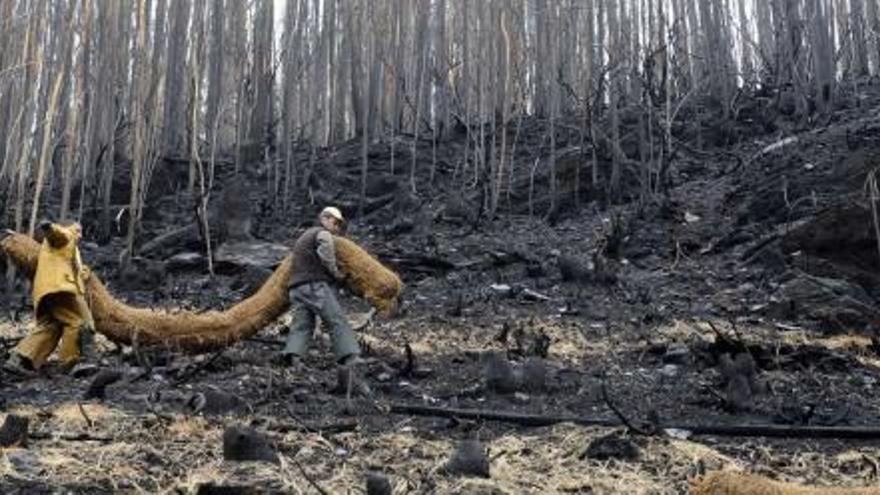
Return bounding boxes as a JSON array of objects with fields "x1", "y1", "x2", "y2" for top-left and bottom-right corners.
[
  {"x1": 316, "y1": 230, "x2": 344, "y2": 281},
  {"x1": 74, "y1": 249, "x2": 90, "y2": 282}
]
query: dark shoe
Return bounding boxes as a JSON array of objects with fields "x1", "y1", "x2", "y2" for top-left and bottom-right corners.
[
  {"x1": 2, "y1": 354, "x2": 35, "y2": 377},
  {"x1": 79, "y1": 325, "x2": 97, "y2": 361},
  {"x1": 335, "y1": 360, "x2": 373, "y2": 398},
  {"x1": 68, "y1": 363, "x2": 99, "y2": 378},
  {"x1": 60, "y1": 359, "x2": 78, "y2": 374},
  {"x1": 274, "y1": 353, "x2": 304, "y2": 369}
]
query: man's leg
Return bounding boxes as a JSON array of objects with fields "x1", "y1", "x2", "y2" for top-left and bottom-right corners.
[
  {"x1": 53, "y1": 295, "x2": 91, "y2": 370},
  {"x1": 75, "y1": 295, "x2": 96, "y2": 361},
  {"x1": 10, "y1": 314, "x2": 62, "y2": 370},
  {"x1": 312, "y1": 285, "x2": 372, "y2": 398},
  {"x1": 282, "y1": 304, "x2": 317, "y2": 358},
  {"x1": 313, "y1": 284, "x2": 361, "y2": 363}
]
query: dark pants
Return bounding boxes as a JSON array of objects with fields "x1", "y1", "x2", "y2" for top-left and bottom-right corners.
[{"x1": 283, "y1": 282, "x2": 360, "y2": 362}]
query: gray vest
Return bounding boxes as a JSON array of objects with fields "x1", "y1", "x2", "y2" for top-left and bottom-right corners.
[{"x1": 289, "y1": 227, "x2": 334, "y2": 288}]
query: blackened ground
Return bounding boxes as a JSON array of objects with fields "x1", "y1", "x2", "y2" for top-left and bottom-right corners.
[{"x1": 1, "y1": 86, "x2": 880, "y2": 493}]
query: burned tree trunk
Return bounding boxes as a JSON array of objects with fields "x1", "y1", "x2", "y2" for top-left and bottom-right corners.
[
  {"x1": 0, "y1": 414, "x2": 29, "y2": 448},
  {"x1": 162, "y1": 0, "x2": 191, "y2": 157},
  {"x1": 222, "y1": 425, "x2": 278, "y2": 464}
]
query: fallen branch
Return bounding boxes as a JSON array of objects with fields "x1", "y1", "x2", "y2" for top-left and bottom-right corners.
[
  {"x1": 758, "y1": 136, "x2": 798, "y2": 156},
  {"x1": 28, "y1": 432, "x2": 115, "y2": 443},
  {"x1": 144, "y1": 393, "x2": 175, "y2": 424},
  {"x1": 400, "y1": 340, "x2": 416, "y2": 378},
  {"x1": 739, "y1": 233, "x2": 780, "y2": 263},
  {"x1": 389, "y1": 403, "x2": 619, "y2": 428},
  {"x1": 139, "y1": 223, "x2": 199, "y2": 256},
  {"x1": 281, "y1": 403, "x2": 359, "y2": 435},
  {"x1": 600, "y1": 379, "x2": 651, "y2": 436},
  {"x1": 521, "y1": 288, "x2": 552, "y2": 302},
  {"x1": 245, "y1": 337, "x2": 284, "y2": 347},
  {"x1": 705, "y1": 320, "x2": 747, "y2": 353},
  {"x1": 389, "y1": 403, "x2": 880, "y2": 439},
  {"x1": 671, "y1": 423, "x2": 880, "y2": 439},
  {"x1": 289, "y1": 456, "x2": 331, "y2": 495},
  {"x1": 173, "y1": 347, "x2": 227, "y2": 385},
  {"x1": 77, "y1": 403, "x2": 94, "y2": 428}
]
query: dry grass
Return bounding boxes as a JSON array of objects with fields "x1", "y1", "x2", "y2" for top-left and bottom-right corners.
[
  {"x1": 3, "y1": 235, "x2": 878, "y2": 493},
  {"x1": 276, "y1": 423, "x2": 875, "y2": 494},
  {"x1": 690, "y1": 470, "x2": 880, "y2": 495},
  {"x1": 776, "y1": 330, "x2": 880, "y2": 370},
  {"x1": 776, "y1": 331, "x2": 874, "y2": 351},
  {"x1": 382, "y1": 316, "x2": 594, "y2": 366},
  {"x1": 657, "y1": 319, "x2": 713, "y2": 342},
  {"x1": 52, "y1": 403, "x2": 121, "y2": 428},
  {"x1": 165, "y1": 416, "x2": 212, "y2": 439},
  {"x1": 0, "y1": 392, "x2": 877, "y2": 493},
  {"x1": 0, "y1": 322, "x2": 20, "y2": 339}
]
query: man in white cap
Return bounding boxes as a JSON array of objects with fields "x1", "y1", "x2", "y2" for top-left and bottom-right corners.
[{"x1": 280, "y1": 206, "x2": 362, "y2": 368}]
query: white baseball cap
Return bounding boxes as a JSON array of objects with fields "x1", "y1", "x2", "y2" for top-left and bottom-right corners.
[{"x1": 320, "y1": 206, "x2": 344, "y2": 222}]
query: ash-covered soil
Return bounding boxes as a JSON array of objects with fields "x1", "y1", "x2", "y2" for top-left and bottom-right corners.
[{"x1": 2, "y1": 87, "x2": 880, "y2": 494}]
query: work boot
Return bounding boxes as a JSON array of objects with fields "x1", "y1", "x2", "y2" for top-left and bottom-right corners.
[
  {"x1": 68, "y1": 362, "x2": 99, "y2": 378},
  {"x1": 60, "y1": 358, "x2": 79, "y2": 374},
  {"x1": 335, "y1": 355, "x2": 372, "y2": 397},
  {"x1": 274, "y1": 353, "x2": 306, "y2": 370},
  {"x1": 79, "y1": 325, "x2": 97, "y2": 362},
  {"x1": 2, "y1": 353, "x2": 35, "y2": 377}
]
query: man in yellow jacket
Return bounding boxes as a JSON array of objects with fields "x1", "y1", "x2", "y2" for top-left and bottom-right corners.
[{"x1": 4, "y1": 220, "x2": 96, "y2": 374}]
